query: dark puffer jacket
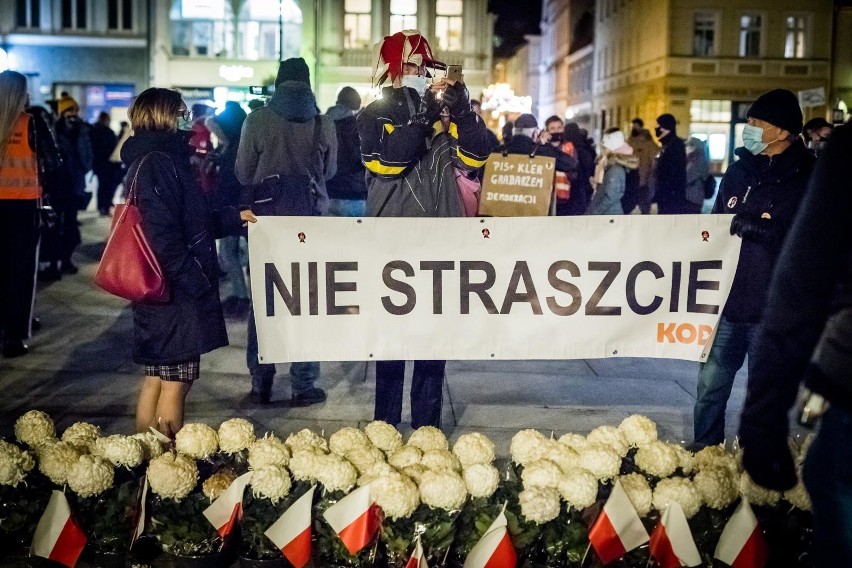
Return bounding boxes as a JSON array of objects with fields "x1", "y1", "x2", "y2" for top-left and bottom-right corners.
[
  {"x1": 121, "y1": 131, "x2": 242, "y2": 365},
  {"x1": 325, "y1": 104, "x2": 367, "y2": 200},
  {"x1": 654, "y1": 134, "x2": 688, "y2": 214},
  {"x1": 714, "y1": 139, "x2": 814, "y2": 323}
]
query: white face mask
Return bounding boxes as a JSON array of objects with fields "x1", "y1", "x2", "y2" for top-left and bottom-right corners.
[{"x1": 401, "y1": 75, "x2": 430, "y2": 96}]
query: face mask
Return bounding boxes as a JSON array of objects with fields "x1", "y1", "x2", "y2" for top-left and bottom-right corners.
[
  {"x1": 401, "y1": 75, "x2": 430, "y2": 96},
  {"x1": 177, "y1": 116, "x2": 193, "y2": 132},
  {"x1": 741, "y1": 124, "x2": 768, "y2": 155},
  {"x1": 654, "y1": 126, "x2": 665, "y2": 138}
]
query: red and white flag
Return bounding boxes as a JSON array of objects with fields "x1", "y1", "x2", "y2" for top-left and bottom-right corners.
[
  {"x1": 714, "y1": 498, "x2": 768, "y2": 568},
  {"x1": 322, "y1": 484, "x2": 382, "y2": 555},
  {"x1": 203, "y1": 472, "x2": 252, "y2": 538},
  {"x1": 588, "y1": 479, "x2": 649, "y2": 565},
  {"x1": 463, "y1": 508, "x2": 517, "y2": 568},
  {"x1": 649, "y1": 501, "x2": 702, "y2": 568},
  {"x1": 404, "y1": 536, "x2": 428, "y2": 568},
  {"x1": 130, "y1": 477, "x2": 149, "y2": 548},
  {"x1": 265, "y1": 485, "x2": 316, "y2": 568},
  {"x1": 30, "y1": 490, "x2": 87, "y2": 568}
]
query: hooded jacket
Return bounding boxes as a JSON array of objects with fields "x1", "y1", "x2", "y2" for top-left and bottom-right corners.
[
  {"x1": 654, "y1": 133, "x2": 688, "y2": 213},
  {"x1": 236, "y1": 81, "x2": 337, "y2": 214},
  {"x1": 586, "y1": 151, "x2": 640, "y2": 215},
  {"x1": 325, "y1": 104, "x2": 367, "y2": 200}
]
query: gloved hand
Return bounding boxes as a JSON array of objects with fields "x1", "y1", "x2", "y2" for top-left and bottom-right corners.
[
  {"x1": 741, "y1": 436, "x2": 798, "y2": 491},
  {"x1": 442, "y1": 81, "x2": 471, "y2": 118},
  {"x1": 730, "y1": 213, "x2": 776, "y2": 243},
  {"x1": 410, "y1": 88, "x2": 442, "y2": 128}
]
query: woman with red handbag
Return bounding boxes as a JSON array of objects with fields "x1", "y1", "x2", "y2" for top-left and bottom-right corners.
[{"x1": 121, "y1": 88, "x2": 255, "y2": 438}]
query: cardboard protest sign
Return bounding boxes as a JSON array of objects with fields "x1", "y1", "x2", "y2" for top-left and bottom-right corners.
[{"x1": 478, "y1": 153, "x2": 556, "y2": 217}]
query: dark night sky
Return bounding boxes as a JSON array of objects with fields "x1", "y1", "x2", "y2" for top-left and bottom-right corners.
[{"x1": 489, "y1": 0, "x2": 542, "y2": 58}]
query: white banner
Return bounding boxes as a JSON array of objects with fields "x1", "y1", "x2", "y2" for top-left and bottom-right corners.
[{"x1": 248, "y1": 215, "x2": 741, "y2": 363}]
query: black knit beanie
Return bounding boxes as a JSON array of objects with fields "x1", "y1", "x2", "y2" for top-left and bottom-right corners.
[
  {"x1": 336, "y1": 86, "x2": 362, "y2": 111},
  {"x1": 276, "y1": 57, "x2": 311, "y2": 87},
  {"x1": 656, "y1": 113, "x2": 677, "y2": 133},
  {"x1": 747, "y1": 89, "x2": 803, "y2": 135}
]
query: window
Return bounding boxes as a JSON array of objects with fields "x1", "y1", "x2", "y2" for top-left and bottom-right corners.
[
  {"x1": 738, "y1": 14, "x2": 761, "y2": 57},
  {"x1": 785, "y1": 15, "x2": 807, "y2": 59},
  {"x1": 344, "y1": 0, "x2": 371, "y2": 50},
  {"x1": 389, "y1": 0, "x2": 417, "y2": 35},
  {"x1": 435, "y1": 0, "x2": 463, "y2": 52},
  {"x1": 61, "y1": 0, "x2": 88, "y2": 30},
  {"x1": 108, "y1": 0, "x2": 134, "y2": 31},
  {"x1": 15, "y1": 0, "x2": 40, "y2": 28},
  {"x1": 693, "y1": 12, "x2": 715, "y2": 56}
]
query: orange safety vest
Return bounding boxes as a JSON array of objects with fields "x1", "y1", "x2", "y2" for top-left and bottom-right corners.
[{"x1": 0, "y1": 114, "x2": 40, "y2": 200}]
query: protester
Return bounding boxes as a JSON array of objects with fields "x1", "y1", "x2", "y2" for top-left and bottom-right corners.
[
  {"x1": 325, "y1": 86, "x2": 367, "y2": 217},
  {"x1": 586, "y1": 127, "x2": 639, "y2": 215},
  {"x1": 684, "y1": 136, "x2": 710, "y2": 213},
  {"x1": 90, "y1": 111, "x2": 119, "y2": 216},
  {"x1": 500, "y1": 120, "x2": 513, "y2": 149},
  {"x1": 692, "y1": 89, "x2": 814, "y2": 448},
  {"x1": 802, "y1": 116, "x2": 833, "y2": 155},
  {"x1": 471, "y1": 99, "x2": 500, "y2": 152},
  {"x1": 653, "y1": 113, "x2": 689, "y2": 214},
  {"x1": 122, "y1": 88, "x2": 254, "y2": 437},
  {"x1": 561, "y1": 122, "x2": 594, "y2": 214},
  {"x1": 236, "y1": 57, "x2": 337, "y2": 406},
  {"x1": 541, "y1": 115, "x2": 580, "y2": 216},
  {"x1": 504, "y1": 114, "x2": 577, "y2": 204},
  {"x1": 738, "y1": 121, "x2": 852, "y2": 567},
  {"x1": 358, "y1": 29, "x2": 490, "y2": 428},
  {"x1": 247, "y1": 98, "x2": 265, "y2": 113},
  {"x1": 188, "y1": 103, "x2": 214, "y2": 195},
  {"x1": 627, "y1": 118, "x2": 659, "y2": 214}
]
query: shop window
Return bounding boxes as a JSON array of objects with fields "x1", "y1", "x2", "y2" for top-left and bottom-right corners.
[
  {"x1": 15, "y1": 0, "x2": 40, "y2": 28},
  {"x1": 693, "y1": 12, "x2": 716, "y2": 57},
  {"x1": 785, "y1": 15, "x2": 807, "y2": 59},
  {"x1": 738, "y1": 14, "x2": 762, "y2": 58},
  {"x1": 108, "y1": 0, "x2": 134, "y2": 31},
  {"x1": 344, "y1": 0, "x2": 371, "y2": 50},
  {"x1": 390, "y1": 0, "x2": 417, "y2": 35},
  {"x1": 690, "y1": 99, "x2": 731, "y2": 123},
  {"x1": 61, "y1": 0, "x2": 88, "y2": 30},
  {"x1": 435, "y1": 0, "x2": 463, "y2": 52}
]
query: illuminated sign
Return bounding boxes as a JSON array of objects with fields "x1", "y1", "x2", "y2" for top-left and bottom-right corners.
[{"x1": 219, "y1": 65, "x2": 255, "y2": 82}]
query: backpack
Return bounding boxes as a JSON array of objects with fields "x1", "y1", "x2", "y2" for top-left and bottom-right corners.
[
  {"x1": 703, "y1": 174, "x2": 717, "y2": 199},
  {"x1": 620, "y1": 168, "x2": 641, "y2": 213}
]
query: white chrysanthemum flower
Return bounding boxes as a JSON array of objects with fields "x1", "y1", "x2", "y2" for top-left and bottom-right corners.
[
  {"x1": 0, "y1": 440, "x2": 33, "y2": 487},
  {"x1": 61, "y1": 422, "x2": 101, "y2": 451},
  {"x1": 558, "y1": 433, "x2": 587, "y2": 452},
  {"x1": 522, "y1": 459, "x2": 562, "y2": 489},
  {"x1": 91, "y1": 435, "x2": 145, "y2": 468},
  {"x1": 668, "y1": 443, "x2": 694, "y2": 475},
  {"x1": 316, "y1": 454, "x2": 358, "y2": 493},
  {"x1": 618, "y1": 415, "x2": 658, "y2": 447},
  {"x1": 578, "y1": 443, "x2": 621, "y2": 481},
  {"x1": 217, "y1": 418, "x2": 255, "y2": 455},
  {"x1": 653, "y1": 477, "x2": 702, "y2": 519},
  {"x1": 420, "y1": 449, "x2": 461, "y2": 473},
  {"x1": 693, "y1": 445, "x2": 738, "y2": 474},
  {"x1": 693, "y1": 465, "x2": 739, "y2": 510},
  {"x1": 329, "y1": 427, "x2": 371, "y2": 457},
  {"x1": 587, "y1": 425, "x2": 630, "y2": 458},
  {"x1": 407, "y1": 427, "x2": 449, "y2": 453},
  {"x1": 618, "y1": 473, "x2": 653, "y2": 516},
  {"x1": 558, "y1": 468, "x2": 599, "y2": 510},
  {"x1": 403, "y1": 464, "x2": 426, "y2": 484},
  {"x1": 175, "y1": 423, "x2": 219, "y2": 459},
  {"x1": 389, "y1": 446, "x2": 423, "y2": 469},
  {"x1": 463, "y1": 463, "x2": 499, "y2": 498},
  {"x1": 739, "y1": 471, "x2": 781, "y2": 507},
  {"x1": 248, "y1": 435, "x2": 290, "y2": 469},
  {"x1": 67, "y1": 454, "x2": 114, "y2": 498},
  {"x1": 358, "y1": 461, "x2": 398, "y2": 487},
  {"x1": 372, "y1": 472, "x2": 420, "y2": 520},
  {"x1": 285, "y1": 429, "x2": 328, "y2": 454},
  {"x1": 0, "y1": 440, "x2": 35, "y2": 473},
  {"x1": 635, "y1": 441, "x2": 679, "y2": 478},
  {"x1": 364, "y1": 421, "x2": 403, "y2": 454},
  {"x1": 251, "y1": 465, "x2": 292, "y2": 503},
  {"x1": 452, "y1": 433, "x2": 495, "y2": 466},
  {"x1": 203, "y1": 469, "x2": 238, "y2": 500},
  {"x1": 344, "y1": 445, "x2": 386, "y2": 474},
  {"x1": 418, "y1": 469, "x2": 467, "y2": 511},
  {"x1": 15, "y1": 410, "x2": 57, "y2": 449},
  {"x1": 38, "y1": 441, "x2": 83, "y2": 485},
  {"x1": 784, "y1": 475, "x2": 811, "y2": 511},
  {"x1": 519, "y1": 487, "x2": 561, "y2": 524},
  {"x1": 130, "y1": 432, "x2": 165, "y2": 461},
  {"x1": 288, "y1": 448, "x2": 323, "y2": 482},
  {"x1": 147, "y1": 453, "x2": 199, "y2": 501},
  {"x1": 541, "y1": 439, "x2": 579, "y2": 473},
  {"x1": 511, "y1": 429, "x2": 548, "y2": 466}
]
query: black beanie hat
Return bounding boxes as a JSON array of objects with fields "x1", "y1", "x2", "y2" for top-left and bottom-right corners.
[
  {"x1": 656, "y1": 113, "x2": 677, "y2": 133},
  {"x1": 276, "y1": 57, "x2": 310, "y2": 87},
  {"x1": 336, "y1": 86, "x2": 362, "y2": 111},
  {"x1": 747, "y1": 89, "x2": 803, "y2": 135}
]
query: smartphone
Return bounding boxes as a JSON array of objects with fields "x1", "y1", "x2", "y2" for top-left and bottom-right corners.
[
  {"x1": 446, "y1": 65, "x2": 463, "y2": 83},
  {"x1": 249, "y1": 85, "x2": 273, "y2": 96}
]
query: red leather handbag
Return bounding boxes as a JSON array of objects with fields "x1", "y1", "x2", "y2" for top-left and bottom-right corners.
[{"x1": 94, "y1": 153, "x2": 170, "y2": 303}]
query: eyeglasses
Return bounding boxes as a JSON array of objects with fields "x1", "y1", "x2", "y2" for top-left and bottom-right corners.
[{"x1": 177, "y1": 109, "x2": 193, "y2": 121}]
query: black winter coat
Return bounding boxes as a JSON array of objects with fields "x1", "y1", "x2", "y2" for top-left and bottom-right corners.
[
  {"x1": 714, "y1": 140, "x2": 814, "y2": 323},
  {"x1": 121, "y1": 131, "x2": 242, "y2": 365},
  {"x1": 654, "y1": 134, "x2": 688, "y2": 213},
  {"x1": 325, "y1": 106, "x2": 367, "y2": 200}
]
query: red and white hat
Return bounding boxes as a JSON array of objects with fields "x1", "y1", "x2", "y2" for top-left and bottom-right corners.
[{"x1": 372, "y1": 30, "x2": 446, "y2": 87}]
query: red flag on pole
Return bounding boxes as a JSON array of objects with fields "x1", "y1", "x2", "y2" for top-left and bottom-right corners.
[
  {"x1": 588, "y1": 479, "x2": 649, "y2": 565},
  {"x1": 715, "y1": 498, "x2": 768, "y2": 568},
  {"x1": 265, "y1": 485, "x2": 317, "y2": 568},
  {"x1": 30, "y1": 490, "x2": 87, "y2": 568},
  {"x1": 322, "y1": 484, "x2": 382, "y2": 555},
  {"x1": 203, "y1": 472, "x2": 252, "y2": 538}
]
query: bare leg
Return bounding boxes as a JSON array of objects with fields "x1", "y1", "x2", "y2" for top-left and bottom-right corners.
[
  {"x1": 155, "y1": 381, "x2": 192, "y2": 438},
  {"x1": 135, "y1": 375, "x2": 162, "y2": 433}
]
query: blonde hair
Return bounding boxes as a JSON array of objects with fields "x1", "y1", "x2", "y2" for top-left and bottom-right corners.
[
  {"x1": 128, "y1": 88, "x2": 183, "y2": 133},
  {"x1": 0, "y1": 71, "x2": 29, "y2": 149}
]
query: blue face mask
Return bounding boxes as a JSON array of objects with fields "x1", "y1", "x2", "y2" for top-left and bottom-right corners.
[
  {"x1": 177, "y1": 116, "x2": 193, "y2": 132},
  {"x1": 401, "y1": 75, "x2": 430, "y2": 96},
  {"x1": 742, "y1": 124, "x2": 768, "y2": 155}
]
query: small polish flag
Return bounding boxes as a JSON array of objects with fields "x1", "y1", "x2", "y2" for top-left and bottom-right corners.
[
  {"x1": 203, "y1": 472, "x2": 252, "y2": 538},
  {"x1": 322, "y1": 484, "x2": 382, "y2": 555},
  {"x1": 130, "y1": 477, "x2": 149, "y2": 547},
  {"x1": 463, "y1": 508, "x2": 517, "y2": 568},
  {"x1": 714, "y1": 498, "x2": 768, "y2": 568},
  {"x1": 649, "y1": 501, "x2": 702, "y2": 568},
  {"x1": 588, "y1": 479, "x2": 649, "y2": 565},
  {"x1": 265, "y1": 485, "x2": 316, "y2": 568},
  {"x1": 30, "y1": 490, "x2": 87, "y2": 568},
  {"x1": 404, "y1": 536, "x2": 428, "y2": 568}
]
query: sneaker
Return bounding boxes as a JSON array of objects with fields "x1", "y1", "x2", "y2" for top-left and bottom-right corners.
[
  {"x1": 2, "y1": 339, "x2": 29, "y2": 358},
  {"x1": 291, "y1": 387, "x2": 327, "y2": 407}
]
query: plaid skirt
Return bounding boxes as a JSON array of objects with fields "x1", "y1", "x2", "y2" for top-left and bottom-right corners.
[{"x1": 144, "y1": 358, "x2": 200, "y2": 383}]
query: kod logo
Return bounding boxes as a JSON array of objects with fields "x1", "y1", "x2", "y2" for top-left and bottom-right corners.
[{"x1": 657, "y1": 323, "x2": 713, "y2": 345}]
